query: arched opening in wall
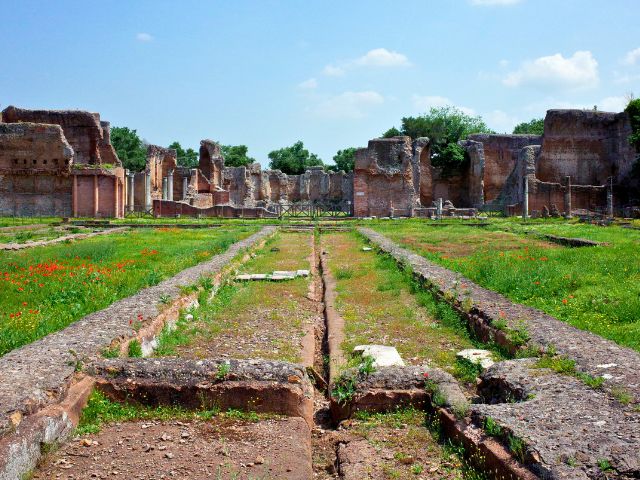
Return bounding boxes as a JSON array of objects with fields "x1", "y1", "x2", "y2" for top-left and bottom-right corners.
[
  {"x1": 199, "y1": 147, "x2": 211, "y2": 181},
  {"x1": 419, "y1": 145, "x2": 432, "y2": 206}
]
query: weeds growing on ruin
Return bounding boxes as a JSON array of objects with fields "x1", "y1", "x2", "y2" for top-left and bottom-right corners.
[{"x1": 127, "y1": 339, "x2": 143, "y2": 357}]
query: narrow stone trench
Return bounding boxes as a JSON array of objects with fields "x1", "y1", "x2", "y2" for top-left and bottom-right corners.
[{"x1": 26, "y1": 230, "x2": 545, "y2": 479}]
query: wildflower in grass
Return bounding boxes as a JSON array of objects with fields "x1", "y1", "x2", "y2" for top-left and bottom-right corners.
[{"x1": 562, "y1": 299, "x2": 568, "y2": 304}]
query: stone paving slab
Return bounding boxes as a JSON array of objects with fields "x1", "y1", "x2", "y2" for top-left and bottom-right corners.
[
  {"x1": 474, "y1": 359, "x2": 640, "y2": 479},
  {"x1": 0, "y1": 227, "x2": 275, "y2": 437},
  {"x1": 359, "y1": 227, "x2": 640, "y2": 404}
]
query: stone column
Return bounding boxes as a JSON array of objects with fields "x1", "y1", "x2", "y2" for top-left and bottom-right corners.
[
  {"x1": 607, "y1": 177, "x2": 614, "y2": 218},
  {"x1": 183, "y1": 176, "x2": 189, "y2": 200},
  {"x1": 114, "y1": 176, "x2": 119, "y2": 218},
  {"x1": 523, "y1": 176, "x2": 529, "y2": 219},
  {"x1": 128, "y1": 172, "x2": 135, "y2": 212},
  {"x1": 162, "y1": 177, "x2": 168, "y2": 200},
  {"x1": 167, "y1": 170, "x2": 174, "y2": 201},
  {"x1": 93, "y1": 175, "x2": 99, "y2": 217},
  {"x1": 436, "y1": 198, "x2": 443, "y2": 219},
  {"x1": 72, "y1": 174, "x2": 78, "y2": 217},
  {"x1": 563, "y1": 176, "x2": 571, "y2": 218},
  {"x1": 144, "y1": 172, "x2": 152, "y2": 212}
]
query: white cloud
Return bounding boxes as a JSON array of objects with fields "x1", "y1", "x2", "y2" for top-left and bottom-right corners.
[
  {"x1": 503, "y1": 51, "x2": 599, "y2": 90},
  {"x1": 354, "y1": 48, "x2": 411, "y2": 67},
  {"x1": 136, "y1": 32, "x2": 154, "y2": 42},
  {"x1": 484, "y1": 109, "x2": 519, "y2": 133},
  {"x1": 470, "y1": 0, "x2": 522, "y2": 5},
  {"x1": 598, "y1": 96, "x2": 627, "y2": 112},
  {"x1": 323, "y1": 64, "x2": 345, "y2": 77},
  {"x1": 412, "y1": 95, "x2": 476, "y2": 116},
  {"x1": 622, "y1": 47, "x2": 640, "y2": 66},
  {"x1": 322, "y1": 48, "x2": 410, "y2": 77},
  {"x1": 312, "y1": 91, "x2": 384, "y2": 119},
  {"x1": 298, "y1": 78, "x2": 318, "y2": 90}
]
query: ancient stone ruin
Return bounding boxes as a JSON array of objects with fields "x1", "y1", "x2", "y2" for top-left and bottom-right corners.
[
  {"x1": 0, "y1": 106, "x2": 126, "y2": 218},
  {"x1": 0, "y1": 105, "x2": 637, "y2": 219}
]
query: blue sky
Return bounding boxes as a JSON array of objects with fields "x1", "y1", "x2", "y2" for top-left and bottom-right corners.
[{"x1": 1, "y1": 0, "x2": 639, "y2": 167}]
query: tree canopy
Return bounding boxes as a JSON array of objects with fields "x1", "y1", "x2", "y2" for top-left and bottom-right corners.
[
  {"x1": 625, "y1": 98, "x2": 640, "y2": 151},
  {"x1": 383, "y1": 106, "x2": 494, "y2": 172},
  {"x1": 513, "y1": 118, "x2": 545, "y2": 135},
  {"x1": 168, "y1": 141, "x2": 199, "y2": 168},
  {"x1": 111, "y1": 126, "x2": 147, "y2": 171},
  {"x1": 268, "y1": 141, "x2": 323, "y2": 175},
  {"x1": 221, "y1": 144, "x2": 256, "y2": 167},
  {"x1": 328, "y1": 147, "x2": 357, "y2": 172}
]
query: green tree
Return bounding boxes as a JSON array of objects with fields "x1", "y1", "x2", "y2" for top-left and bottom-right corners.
[
  {"x1": 220, "y1": 144, "x2": 255, "y2": 167},
  {"x1": 267, "y1": 141, "x2": 323, "y2": 175},
  {"x1": 389, "y1": 106, "x2": 494, "y2": 171},
  {"x1": 168, "y1": 141, "x2": 199, "y2": 168},
  {"x1": 382, "y1": 127, "x2": 402, "y2": 138},
  {"x1": 513, "y1": 118, "x2": 545, "y2": 135},
  {"x1": 328, "y1": 147, "x2": 357, "y2": 172},
  {"x1": 111, "y1": 127, "x2": 147, "y2": 171},
  {"x1": 625, "y1": 98, "x2": 640, "y2": 150}
]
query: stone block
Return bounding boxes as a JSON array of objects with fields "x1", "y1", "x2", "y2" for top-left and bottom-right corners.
[{"x1": 353, "y1": 345, "x2": 405, "y2": 367}]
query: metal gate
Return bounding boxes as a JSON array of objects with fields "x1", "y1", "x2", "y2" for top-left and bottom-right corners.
[{"x1": 271, "y1": 201, "x2": 352, "y2": 219}]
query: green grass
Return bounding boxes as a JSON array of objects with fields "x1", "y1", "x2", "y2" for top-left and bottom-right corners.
[
  {"x1": 371, "y1": 219, "x2": 640, "y2": 351},
  {"x1": 0, "y1": 226, "x2": 256, "y2": 356},
  {"x1": 154, "y1": 232, "x2": 313, "y2": 363},
  {"x1": 324, "y1": 232, "x2": 481, "y2": 371},
  {"x1": 75, "y1": 390, "x2": 271, "y2": 435}
]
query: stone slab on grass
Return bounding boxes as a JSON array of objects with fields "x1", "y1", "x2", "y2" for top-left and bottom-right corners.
[
  {"x1": 457, "y1": 349, "x2": 494, "y2": 369},
  {"x1": 353, "y1": 345, "x2": 405, "y2": 367},
  {"x1": 473, "y1": 359, "x2": 640, "y2": 479}
]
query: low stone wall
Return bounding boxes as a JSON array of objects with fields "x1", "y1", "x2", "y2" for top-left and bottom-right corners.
[
  {"x1": 0, "y1": 226, "x2": 275, "y2": 479},
  {"x1": 358, "y1": 228, "x2": 640, "y2": 404},
  {"x1": 0, "y1": 227, "x2": 128, "y2": 250},
  {"x1": 153, "y1": 199, "x2": 278, "y2": 218},
  {"x1": 90, "y1": 358, "x2": 314, "y2": 425}
]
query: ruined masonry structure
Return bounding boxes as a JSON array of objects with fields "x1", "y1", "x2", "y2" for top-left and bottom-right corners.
[
  {"x1": 0, "y1": 105, "x2": 636, "y2": 218},
  {"x1": 0, "y1": 106, "x2": 126, "y2": 218}
]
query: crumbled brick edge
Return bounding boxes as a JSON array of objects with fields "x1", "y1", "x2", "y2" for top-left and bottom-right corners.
[{"x1": 89, "y1": 357, "x2": 314, "y2": 426}]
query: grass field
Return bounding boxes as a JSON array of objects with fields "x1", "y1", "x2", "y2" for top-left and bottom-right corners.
[
  {"x1": 323, "y1": 232, "x2": 477, "y2": 371},
  {"x1": 0, "y1": 226, "x2": 256, "y2": 355},
  {"x1": 155, "y1": 232, "x2": 316, "y2": 363},
  {"x1": 370, "y1": 219, "x2": 640, "y2": 351}
]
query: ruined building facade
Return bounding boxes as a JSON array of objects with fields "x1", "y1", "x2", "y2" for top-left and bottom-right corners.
[
  {"x1": 354, "y1": 109, "x2": 637, "y2": 217},
  {"x1": 0, "y1": 106, "x2": 126, "y2": 217},
  {"x1": 0, "y1": 105, "x2": 636, "y2": 219}
]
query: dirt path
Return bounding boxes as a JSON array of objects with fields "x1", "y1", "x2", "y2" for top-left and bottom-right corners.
[
  {"x1": 34, "y1": 416, "x2": 313, "y2": 479},
  {"x1": 165, "y1": 232, "x2": 322, "y2": 364}
]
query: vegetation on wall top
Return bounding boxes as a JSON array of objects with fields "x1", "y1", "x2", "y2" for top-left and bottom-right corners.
[
  {"x1": 382, "y1": 106, "x2": 494, "y2": 175},
  {"x1": 513, "y1": 118, "x2": 545, "y2": 135}
]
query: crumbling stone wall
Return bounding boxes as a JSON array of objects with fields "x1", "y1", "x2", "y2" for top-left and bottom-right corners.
[
  {"x1": 0, "y1": 107, "x2": 125, "y2": 218},
  {"x1": 537, "y1": 109, "x2": 635, "y2": 185},
  {"x1": 462, "y1": 134, "x2": 542, "y2": 206},
  {"x1": 354, "y1": 136, "x2": 418, "y2": 217},
  {"x1": 199, "y1": 140, "x2": 224, "y2": 188},
  {"x1": 0, "y1": 123, "x2": 74, "y2": 216},
  {"x1": 2, "y1": 106, "x2": 121, "y2": 166}
]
